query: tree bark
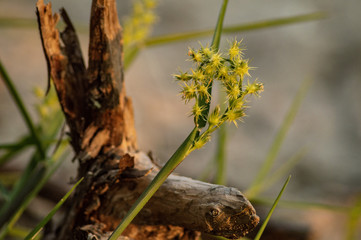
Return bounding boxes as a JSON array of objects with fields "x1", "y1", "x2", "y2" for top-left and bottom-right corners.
[{"x1": 36, "y1": 0, "x2": 259, "y2": 239}]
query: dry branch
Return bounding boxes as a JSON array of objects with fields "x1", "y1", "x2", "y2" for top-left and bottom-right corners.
[
  {"x1": 36, "y1": 0, "x2": 259, "y2": 239},
  {"x1": 101, "y1": 153, "x2": 259, "y2": 239}
]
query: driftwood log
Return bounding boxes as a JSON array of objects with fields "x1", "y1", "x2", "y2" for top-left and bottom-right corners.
[{"x1": 36, "y1": 0, "x2": 259, "y2": 239}]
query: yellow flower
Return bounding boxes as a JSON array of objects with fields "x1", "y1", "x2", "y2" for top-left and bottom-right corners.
[
  {"x1": 234, "y1": 60, "x2": 251, "y2": 78},
  {"x1": 180, "y1": 82, "x2": 197, "y2": 102},
  {"x1": 210, "y1": 52, "x2": 223, "y2": 69},
  {"x1": 208, "y1": 105, "x2": 221, "y2": 126},
  {"x1": 245, "y1": 80, "x2": 264, "y2": 96},
  {"x1": 191, "y1": 68, "x2": 206, "y2": 82},
  {"x1": 225, "y1": 108, "x2": 245, "y2": 127},
  {"x1": 229, "y1": 40, "x2": 243, "y2": 60}
]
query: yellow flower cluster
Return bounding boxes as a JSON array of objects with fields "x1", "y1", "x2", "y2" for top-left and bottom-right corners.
[
  {"x1": 123, "y1": 0, "x2": 158, "y2": 49},
  {"x1": 33, "y1": 86, "x2": 60, "y2": 119},
  {"x1": 174, "y1": 40, "x2": 263, "y2": 149}
]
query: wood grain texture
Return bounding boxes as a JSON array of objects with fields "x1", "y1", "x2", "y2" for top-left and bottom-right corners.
[{"x1": 101, "y1": 153, "x2": 260, "y2": 239}]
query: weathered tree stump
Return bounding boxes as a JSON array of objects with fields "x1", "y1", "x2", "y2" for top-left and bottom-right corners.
[{"x1": 36, "y1": 0, "x2": 259, "y2": 239}]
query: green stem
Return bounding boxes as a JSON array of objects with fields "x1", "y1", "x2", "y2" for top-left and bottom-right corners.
[
  {"x1": 214, "y1": 124, "x2": 227, "y2": 185},
  {"x1": 211, "y1": 0, "x2": 228, "y2": 50},
  {"x1": 0, "y1": 145, "x2": 68, "y2": 238},
  {"x1": 109, "y1": 127, "x2": 199, "y2": 239},
  {"x1": 0, "y1": 60, "x2": 45, "y2": 159},
  {"x1": 197, "y1": 0, "x2": 229, "y2": 128},
  {"x1": 124, "y1": 46, "x2": 140, "y2": 71},
  {"x1": 254, "y1": 176, "x2": 291, "y2": 240},
  {"x1": 0, "y1": 164, "x2": 46, "y2": 231},
  {"x1": 247, "y1": 78, "x2": 312, "y2": 197},
  {"x1": 144, "y1": 12, "x2": 326, "y2": 47},
  {"x1": 250, "y1": 197, "x2": 350, "y2": 212},
  {"x1": 24, "y1": 177, "x2": 83, "y2": 240}
]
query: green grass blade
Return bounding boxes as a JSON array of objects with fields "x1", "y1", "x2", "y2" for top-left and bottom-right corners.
[
  {"x1": 0, "y1": 135, "x2": 35, "y2": 166},
  {"x1": 247, "y1": 148, "x2": 306, "y2": 197},
  {"x1": 253, "y1": 175, "x2": 291, "y2": 240},
  {"x1": 0, "y1": 17, "x2": 37, "y2": 29},
  {"x1": 124, "y1": 12, "x2": 325, "y2": 70},
  {"x1": 0, "y1": 17, "x2": 88, "y2": 33},
  {"x1": 0, "y1": 60, "x2": 45, "y2": 159},
  {"x1": 108, "y1": 127, "x2": 198, "y2": 239},
  {"x1": 199, "y1": 162, "x2": 214, "y2": 182},
  {"x1": 0, "y1": 182, "x2": 9, "y2": 202},
  {"x1": 145, "y1": 12, "x2": 326, "y2": 47},
  {"x1": 196, "y1": 0, "x2": 229, "y2": 129},
  {"x1": 0, "y1": 144, "x2": 69, "y2": 237},
  {"x1": 24, "y1": 177, "x2": 83, "y2": 240},
  {"x1": 211, "y1": 0, "x2": 229, "y2": 50},
  {"x1": 124, "y1": 46, "x2": 140, "y2": 71},
  {"x1": 251, "y1": 197, "x2": 349, "y2": 212},
  {"x1": 345, "y1": 195, "x2": 361, "y2": 240},
  {"x1": 214, "y1": 124, "x2": 227, "y2": 185},
  {"x1": 246, "y1": 78, "x2": 312, "y2": 198},
  {"x1": 7, "y1": 226, "x2": 30, "y2": 239},
  {"x1": 0, "y1": 136, "x2": 33, "y2": 150}
]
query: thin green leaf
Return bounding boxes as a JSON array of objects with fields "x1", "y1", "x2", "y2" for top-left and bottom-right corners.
[
  {"x1": 214, "y1": 124, "x2": 227, "y2": 185},
  {"x1": 109, "y1": 127, "x2": 199, "y2": 240},
  {"x1": 24, "y1": 177, "x2": 83, "y2": 240},
  {"x1": 145, "y1": 12, "x2": 326, "y2": 47},
  {"x1": 0, "y1": 144, "x2": 69, "y2": 238},
  {"x1": 0, "y1": 134, "x2": 36, "y2": 166},
  {"x1": 0, "y1": 182, "x2": 9, "y2": 202},
  {"x1": 246, "y1": 78, "x2": 312, "y2": 198},
  {"x1": 247, "y1": 148, "x2": 306, "y2": 197},
  {"x1": 199, "y1": 162, "x2": 214, "y2": 182},
  {"x1": 345, "y1": 196, "x2": 361, "y2": 240},
  {"x1": 0, "y1": 98, "x2": 66, "y2": 228},
  {"x1": 211, "y1": 0, "x2": 229, "y2": 50},
  {"x1": 254, "y1": 175, "x2": 291, "y2": 240},
  {"x1": 0, "y1": 144, "x2": 31, "y2": 167},
  {"x1": 7, "y1": 225, "x2": 30, "y2": 239},
  {"x1": 0, "y1": 135, "x2": 33, "y2": 150},
  {"x1": 124, "y1": 46, "x2": 140, "y2": 71},
  {"x1": 124, "y1": 12, "x2": 325, "y2": 70},
  {"x1": 0, "y1": 171, "x2": 20, "y2": 188},
  {"x1": 196, "y1": 0, "x2": 229, "y2": 129},
  {"x1": 0, "y1": 60, "x2": 45, "y2": 159},
  {"x1": 0, "y1": 17, "x2": 88, "y2": 33},
  {"x1": 251, "y1": 197, "x2": 349, "y2": 212},
  {"x1": 0, "y1": 17, "x2": 37, "y2": 29}
]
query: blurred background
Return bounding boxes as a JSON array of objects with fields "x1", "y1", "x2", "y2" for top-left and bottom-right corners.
[{"x1": 0, "y1": 0, "x2": 360, "y2": 239}]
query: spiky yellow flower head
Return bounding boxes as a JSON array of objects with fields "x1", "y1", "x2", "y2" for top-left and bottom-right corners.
[
  {"x1": 229, "y1": 39, "x2": 244, "y2": 60},
  {"x1": 123, "y1": 0, "x2": 158, "y2": 49},
  {"x1": 174, "y1": 39, "x2": 262, "y2": 130},
  {"x1": 191, "y1": 68, "x2": 206, "y2": 82},
  {"x1": 180, "y1": 82, "x2": 197, "y2": 102},
  {"x1": 192, "y1": 102, "x2": 206, "y2": 123},
  {"x1": 188, "y1": 48, "x2": 203, "y2": 63},
  {"x1": 244, "y1": 79, "x2": 264, "y2": 97},
  {"x1": 210, "y1": 52, "x2": 223, "y2": 69},
  {"x1": 234, "y1": 59, "x2": 251, "y2": 78},
  {"x1": 208, "y1": 105, "x2": 221, "y2": 127}
]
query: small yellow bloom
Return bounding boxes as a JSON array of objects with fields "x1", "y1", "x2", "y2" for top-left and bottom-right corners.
[
  {"x1": 234, "y1": 60, "x2": 251, "y2": 78},
  {"x1": 229, "y1": 40, "x2": 243, "y2": 60},
  {"x1": 210, "y1": 52, "x2": 223, "y2": 69},
  {"x1": 191, "y1": 68, "x2": 206, "y2": 82},
  {"x1": 180, "y1": 82, "x2": 197, "y2": 102},
  {"x1": 208, "y1": 105, "x2": 221, "y2": 126}
]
